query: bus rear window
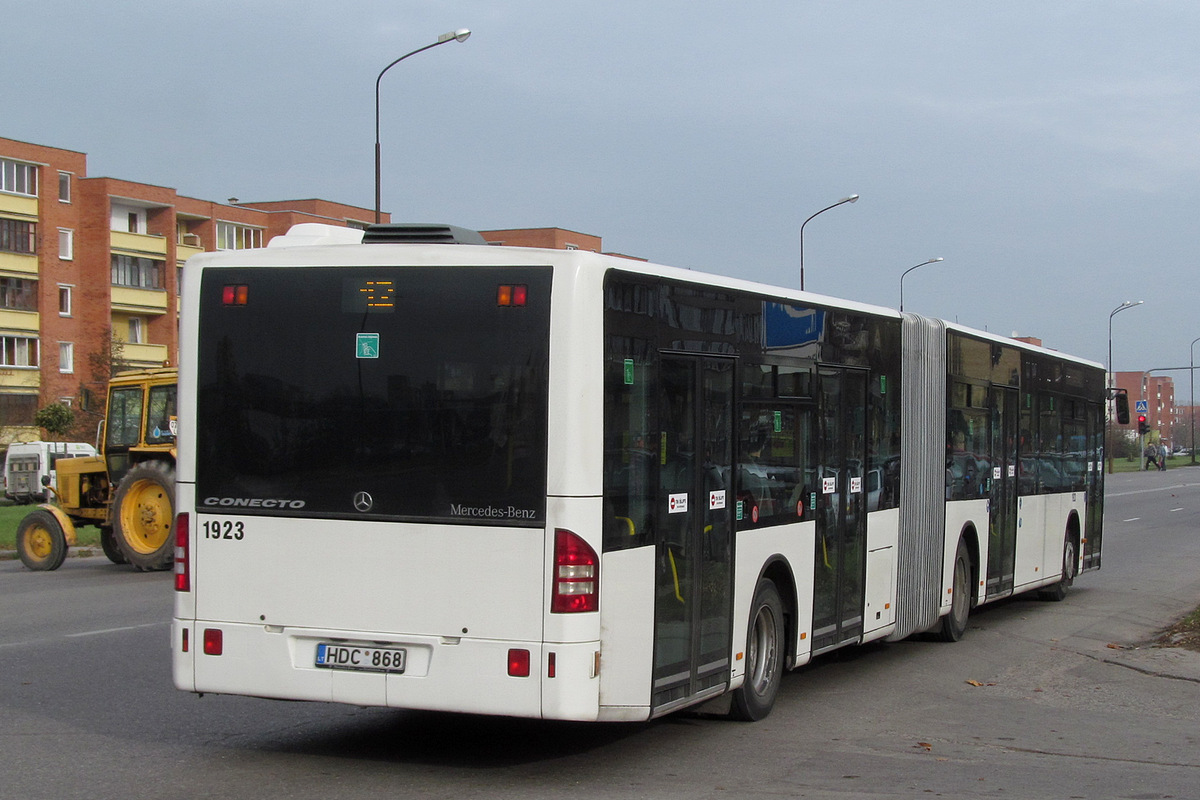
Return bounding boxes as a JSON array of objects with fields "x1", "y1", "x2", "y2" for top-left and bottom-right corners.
[{"x1": 195, "y1": 265, "x2": 551, "y2": 525}]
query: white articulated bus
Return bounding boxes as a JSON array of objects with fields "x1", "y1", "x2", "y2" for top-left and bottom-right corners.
[{"x1": 172, "y1": 223, "x2": 1106, "y2": 722}]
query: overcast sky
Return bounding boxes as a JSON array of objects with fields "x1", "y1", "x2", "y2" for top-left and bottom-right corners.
[{"x1": 7, "y1": 1, "x2": 1198, "y2": 389}]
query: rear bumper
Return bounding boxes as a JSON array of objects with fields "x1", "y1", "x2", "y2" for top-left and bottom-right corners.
[{"x1": 172, "y1": 619, "x2": 602, "y2": 720}]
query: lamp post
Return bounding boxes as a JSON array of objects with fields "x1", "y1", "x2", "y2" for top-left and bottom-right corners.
[
  {"x1": 898, "y1": 257, "x2": 944, "y2": 312},
  {"x1": 1191, "y1": 336, "x2": 1200, "y2": 465},
  {"x1": 374, "y1": 28, "x2": 471, "y2": 223},
  {"x1": 1107, "y1": 299, "x2": 1143, "y2": 473},
  {"x1": 799, "y1": 194, "x2": 858, "y2": 291}
]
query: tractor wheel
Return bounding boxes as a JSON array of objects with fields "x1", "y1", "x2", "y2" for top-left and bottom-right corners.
[
  {"x1": 16, "y1": 509, "x2": 69, "y2": 571},
  {"x1": 112, "y1": 461, "x2": 176, "y2": 571},
  {"x1": 100, "y1": 526, "x2": 127, "y2": 565}
]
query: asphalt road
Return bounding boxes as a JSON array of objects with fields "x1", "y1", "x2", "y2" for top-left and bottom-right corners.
[{"x1": 3, "y1": 469, "x2": 1199, "y2": 800}]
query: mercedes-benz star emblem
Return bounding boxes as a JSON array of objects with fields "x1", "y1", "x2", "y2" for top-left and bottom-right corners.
[{"x1": 353, "y1": 491, "x2": 374, "y2": 513}]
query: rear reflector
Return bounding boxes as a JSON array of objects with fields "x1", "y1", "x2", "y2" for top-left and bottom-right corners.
[
  {"x1": 508, "y1": 648, "x2": 530, "y2": 677},
  {"x1": 551, "y1": 529, "x2": 599, "y2": 613},
  {"x1": 203, "y1": 628, "x2": 223, "y2": 656},
  {"x1": 173, "y1": 513, "x2": 190, "y2": 592}
]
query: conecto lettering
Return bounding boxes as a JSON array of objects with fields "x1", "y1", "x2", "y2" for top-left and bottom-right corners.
[{"x1": 202, "y1": 497, "x2": 306, "y2": 509}]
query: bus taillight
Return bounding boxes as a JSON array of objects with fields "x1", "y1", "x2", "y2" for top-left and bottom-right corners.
[
  {"x1": 174, "y1": 513, "x2": 190, "y2": 592},
  {"x1": 497, "y1": 284, "x2": 528, "y2": 307},
  {"x1": 222, "y1": 285, "x2": 249, "y2": 305},
  {"x1": 551, "y1": 528, "x2": 598, "y2": 613}
]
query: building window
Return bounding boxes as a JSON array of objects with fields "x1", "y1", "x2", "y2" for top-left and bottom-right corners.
[
  {"x1": 59, "y1": 228, "x2": 73, "y2": 260},
  {"x1": 0, "y1": 158, "x2": 37, "y2": 196},
  {"x1": 0, "y1": 218, "x2": 36, "y2": 254},
  {"x1": 112, "y1": 255, "x2": 164, "y2": 289},
  {"x1": 128, "y1": 212, "x2": 140, "y2": 234},
  {"x1": 0, "y1": 394, "x2": 37, "y2": 424},
  {"x1": 0, "y1": 277, "x2": 38, "y2": 311},
  {"x1": 58, "y1": 172, "x2": 71, "y2": 203},
  {"x1": 216, "y1": 221, "x2": 263, "y2": 250},
  {"x1": 58, "y1": 285, "x2": 73, "y2": 316},
  {"x1": 59, "y1": 342, "x2": 74, "y2": 373},
  {"x1": 127, "y1": 318, "x2": 146, "y2": 344},
  {"x1": 0, "y1": 335, "x2": 39, "y2": 367}
]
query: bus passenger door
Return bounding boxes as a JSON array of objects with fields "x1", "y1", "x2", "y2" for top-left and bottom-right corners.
[
  {"x1": 1082, "y1": 401, "x2": 1103, "y2": 570},
  {"x1": 986, "y1": 385, "x2": 1019, "y2": 598},
  {"x1": 811, "y1": 367, "x2": 867, "y2": 653},
  {"x1": 652, "y1": 355, "x2": 735, "y2": 713}
]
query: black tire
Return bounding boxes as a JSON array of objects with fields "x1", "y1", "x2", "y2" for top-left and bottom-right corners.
[
  {"x1": 729, "y1": 579, "x2": 785, "y2": 721},
  {"x1": 16, "y1": 509, "x2": 69, "y2": 571},
  {"x1": 99, "y1": 526, "x2": 127, "y2": 565},
  {"x1": 936, "y1": 538, "x2": 971, "y2": 642},
  {"x1": 112, "y1": 461, "x2": 175, "y2": 571},
  {"x1": 1038, "y1": 535, "x2": 1076, "y2": 602}
]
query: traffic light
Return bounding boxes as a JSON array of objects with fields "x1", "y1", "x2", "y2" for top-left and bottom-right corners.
[{"x1": 1138, "y1": 414, "x2": 1150, "y2": 435}]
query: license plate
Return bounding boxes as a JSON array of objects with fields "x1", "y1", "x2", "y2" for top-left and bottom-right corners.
[{"x1": 315, "y1": 643, "x2": 406, "y2": 673}]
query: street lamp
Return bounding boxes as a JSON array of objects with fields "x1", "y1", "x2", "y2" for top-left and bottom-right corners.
[
  {"x1": 1107, "y1": 299, "x2": 1143, "y2": 473},
  {"x1": 1191, "y1": 336, "x2": 1200, "y2": 465},
  {"x1": 374, "y1": 28, "x2": 471, "y2": 223},
  {"x1": 898, "y1": 257, "x2": 944, "y2": 312},
  {"x1": 799, "y1": 194, "x2": 858, "y2": 291}
]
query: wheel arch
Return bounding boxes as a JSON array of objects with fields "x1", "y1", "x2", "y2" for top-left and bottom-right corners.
[
  {"x1": 755, "y1": 554, "x2": 798, "y2": 668},
  {"x1": 957, "y1": 522, "x2": 981, "y2": 607}
]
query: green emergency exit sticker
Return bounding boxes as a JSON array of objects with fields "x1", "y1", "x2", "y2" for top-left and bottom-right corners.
[
  {"x1": 880, "y1": 375, "x2": 887, "y2": 394},
  {"x1": 773, "y1": 411, "x2": 782, "y2": 432},
  {"x1": 356, "y1": 333, "x2": 380, "y2": 359},
  {"x1": 624, "y1": 358, "x2": 634, "y2": 385}
]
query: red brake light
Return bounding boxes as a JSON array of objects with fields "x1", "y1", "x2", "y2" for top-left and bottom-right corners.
[
  {"x1": 173, "y1": 512, "x2": 190, "y2": 592},
  {"x1": 222, "y1": 285, "x2": 248, "y2": 305},
  {"x1": 551, "y1": 529, "x2": 598, "y2": 613},
  {"x1": 497, "y1": 284, "x2": 528, "y2": 307}
]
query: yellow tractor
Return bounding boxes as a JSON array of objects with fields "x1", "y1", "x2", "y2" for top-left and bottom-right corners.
[{"x1": 15, "y1": 368, "x2": 177, "y2": 571}]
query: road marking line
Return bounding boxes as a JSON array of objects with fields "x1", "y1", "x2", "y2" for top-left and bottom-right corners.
[
  {"x1": 1123, "y1": 518, "x2": 1140, "y2": 522},
  {"x1": 64, "y1": 622, "x2": 167, "y2": 638}
]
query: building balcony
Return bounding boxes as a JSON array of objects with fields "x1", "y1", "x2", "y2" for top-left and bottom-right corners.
[
  {"x1": 120, "y1": 342, "x2": 170, "y2": 369},
  {"x1": 110, "y1": 230, "x2": 168, "y2": 258},
  {"x1": 0, "y1": 250, "x2": 38, "y2": 276},
  {"x1": 176, "y1": 242, "x2": 204, "y2": 261},
  {"x1": 0, "y1": 367, "x2": 40, "y2": 391},
  {"x1": 0, "y1": 309, "x2": 39, "y2": 333},
  {"x1": 0, "y1": 193, "x2": 38, "y2": 218},
  {"x1": 111, "y1": 286, "x2": 169, "y2": 315}
]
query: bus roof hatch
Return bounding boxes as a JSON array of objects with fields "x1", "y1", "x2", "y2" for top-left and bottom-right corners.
[{"x1": 362, "y1": 224, "x2": 488, "y2": 245}]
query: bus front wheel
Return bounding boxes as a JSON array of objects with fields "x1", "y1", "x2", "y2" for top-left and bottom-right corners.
[
  {"x1": 729, "y1": 578, "x2": 784, "y2": 721},
  {"x1": 1038, "y1": 535, "x2": 1076, "y2": 602}
]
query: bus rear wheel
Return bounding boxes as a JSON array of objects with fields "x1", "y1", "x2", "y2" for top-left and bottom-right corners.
[
  {"x1": 17, "y1": 509, "x2": 68, "y2": 571},
  {"x1": 729, "y1": 578, "x2": 784, "y2": 721},
  {"x1": 936, "y1": 538, "x2": 971, "y2": 642},
  {"x1": 113, "y1": 461, "x2": 175, "y2": 571}
]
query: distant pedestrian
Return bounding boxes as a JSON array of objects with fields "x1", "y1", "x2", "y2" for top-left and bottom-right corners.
[
  {"x1": 1159, "y1": 443, "x2": 1168, "y2": 471},
  {"x1": 1145, "y1": 444, "x2": 1158, "y2": 471}
]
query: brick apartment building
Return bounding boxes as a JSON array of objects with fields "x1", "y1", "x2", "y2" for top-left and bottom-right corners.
[
  {"x1": 0, "y1": 135, "x2": 390, "y2": 443},
  {"x1": 1, "y1": 135, "x2": 615, "y2": 444},
  {"x1": 1111, "y1": 370, "x2": 1175, "y2": 440}
]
